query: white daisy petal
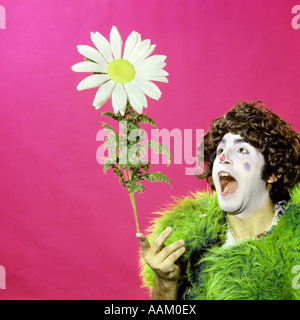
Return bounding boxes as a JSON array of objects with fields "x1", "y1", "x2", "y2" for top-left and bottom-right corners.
[
  {"x1": 152, "y1": 62, "x2": 166, "y2": 70},
  {"x1": 135, "y1": 68, "x2": 169, "y2": 78},
  {"x1": 93, "y1": 80, "x2": 116, "y2": 109},
  {"x1": 123, "y1": 31, "x2": 138, "y2": 60},
  {"x1": 134, "y1": 44, "x2": 156, "y2": 65},
  {"x1": 136, "y1": 33, "x2": 142, "y2": 43},
  {"x1": 135, "y1": 64, "x2": 167, "y2": 75},
  {"x1": 134, "y1": 55, "x2": 167, "y2": 70},
  {"x1": 152, "y1": 76, "x2": 169, "y2": 83},
  {"x1": 127, "y1": 39, "x2": 151, "y2": 65},
  {"x1": 110, "y1": 26, "x2": 123, "y2": 60},
  {"x1": 71, "y1": 61, "x2": 105, "y2": 73},
  {"x1": 111, "y1": 84, "x2": 127, "y2": 115},
  {"x1": 136, "y1": 75, "x2": 169, "y2": 83},
  {"x1": 77, "y1": 45, "x2": 108, "y2": 70},
  {"x1": 132, "y1": 78, "x2": 162, "y2": 100},
  {"x1": 77, "y1": 74, "x2": 109, "y2": 91},
  {"x1": 91, "y1": 31, "x2": 113, "y2": 63},
  {"x1": 124, "y1": 83, "x2": 147, "y2": 113}
]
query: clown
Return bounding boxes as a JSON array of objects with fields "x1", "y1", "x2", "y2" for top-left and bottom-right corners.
[{"x1": 138, "y1": 101, "x2": 300, "y2": 300}]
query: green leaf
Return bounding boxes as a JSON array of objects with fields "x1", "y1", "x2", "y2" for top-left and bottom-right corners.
[
  {"x1": 110, "y1": 164, "x2": 126, "y2": 187},
  {"x1": 102, "y1": 111, "x2": 122, "y2": 120},
  {"x1": 131, "y1": 172, "x2": 149, "y2": 182},
  {"x1": 147, "y1": 141, "x2": 172, "y2": 165},
  {"x1": 140, "y1": 163, "x2": 151, "y2": 173},
  {"x1": 127, "y1": 121, "x2": 140, "y2": 131},
  {"x1": 148, "y1": 172, "x2": 172, "y2": 187},
  {"x1": 103, "y1": 159, "x2": 114, "y2": 174},
  {"x1": 137, "y1": 114, "x2": 158, "y2": 128},
  {"x1": 127, "y1": 181, "x2": 145, "y2": 194},
  {"x1": 101, "y1": 122, "x2": 117, "y2": 134}
]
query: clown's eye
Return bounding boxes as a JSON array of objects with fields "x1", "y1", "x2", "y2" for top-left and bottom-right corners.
[
  {"x1": 217, "y1": 148, "x2": 223, "y2": 155},
  {"x1": 237, "y1": 147, "x2": 248, "y2": 154}
]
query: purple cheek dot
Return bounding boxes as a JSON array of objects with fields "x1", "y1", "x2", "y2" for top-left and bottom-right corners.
[{"x1": 244, "y1": 162, "x2": 251, "y2": 171}]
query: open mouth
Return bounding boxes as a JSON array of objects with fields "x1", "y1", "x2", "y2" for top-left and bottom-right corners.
[{"x1": 218, "y1": 171, "x2": 238, "y2": 196}]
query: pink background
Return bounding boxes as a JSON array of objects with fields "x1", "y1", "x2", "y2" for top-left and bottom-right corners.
[{"x1": 0, "y1": 0, "x2": 300, "y2": 300}]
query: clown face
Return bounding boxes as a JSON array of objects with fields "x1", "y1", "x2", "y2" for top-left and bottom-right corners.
[{"x1": 212, "y1": 133, "x2": 270, "y2": 215}]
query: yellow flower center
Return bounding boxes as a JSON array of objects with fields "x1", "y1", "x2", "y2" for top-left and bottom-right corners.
[{"x1": 107, "y1": 59, "x2": 135, "y2": 84}]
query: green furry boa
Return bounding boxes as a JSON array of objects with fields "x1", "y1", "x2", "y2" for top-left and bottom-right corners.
[{"x1": 140, "y1": 184, "x2": 300, "y2": 300}]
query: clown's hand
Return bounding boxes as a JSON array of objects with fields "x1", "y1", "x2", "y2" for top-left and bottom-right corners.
[{"x1": 137, "y1": 227, "x2": 185, "y2": 282}]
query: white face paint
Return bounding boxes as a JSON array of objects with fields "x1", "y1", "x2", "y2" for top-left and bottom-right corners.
[{"x1": 212, "y1": 133, "x2": 270, "y2": 215}]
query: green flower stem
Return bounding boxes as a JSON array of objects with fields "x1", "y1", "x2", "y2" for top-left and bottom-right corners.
[
  {"x1": 124, "y1": 168, "x2": 140, "y2": 233},
  {"x1": 129, "y1": 191, "x2": 140, "y2": 233}
]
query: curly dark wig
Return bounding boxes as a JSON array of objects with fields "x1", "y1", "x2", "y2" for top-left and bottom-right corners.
[{"x1": 196, "y1": 101, "x2": 300, "y2": 203}]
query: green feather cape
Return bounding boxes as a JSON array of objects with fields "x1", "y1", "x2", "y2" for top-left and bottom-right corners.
[{"x1": 139, "y1": 184, "x2": 300, "y2": 300}]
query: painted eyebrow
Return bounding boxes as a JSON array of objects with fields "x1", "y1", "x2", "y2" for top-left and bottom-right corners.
[{"x1": 219, "y1": 138, "x2": 246, "y2": 145}]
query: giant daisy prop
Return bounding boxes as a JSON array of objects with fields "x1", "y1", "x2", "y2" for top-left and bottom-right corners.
[
  {"x1": 71, "y1": 26, "x2": 168, "y2": 115},
  {"x1": 71, "y1": 26, "x2": 171, "y2": 233}
]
